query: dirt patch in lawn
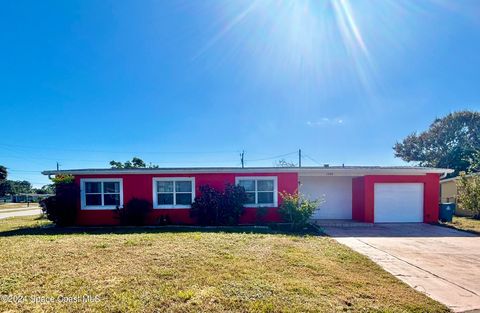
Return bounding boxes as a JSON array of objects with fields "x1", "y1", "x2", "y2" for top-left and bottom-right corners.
[{"x1": 0, "y1": 216, "x2": 448, "y2": 312}]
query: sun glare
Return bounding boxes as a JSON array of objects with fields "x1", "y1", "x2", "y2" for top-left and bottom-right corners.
[{"x1": 194, "y1": 0, "x2": 468, "y2": 94}]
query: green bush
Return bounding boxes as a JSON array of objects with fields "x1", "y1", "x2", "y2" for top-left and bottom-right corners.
[
  {"x1": 190, "y1": 184, "x2": 247, "y2": 226},
  {"x1": 278, "y1": 191, "x2": 323, "y2": 230},
  {"x1": 116, "y1": 198, "x2": 152, "y2": 226},
  {"x1": 457, "y1": 172, "x2": 480, "y2": 219},
  {"x1": 40, "y1": 182, "x2": 78, "y2": 226}
]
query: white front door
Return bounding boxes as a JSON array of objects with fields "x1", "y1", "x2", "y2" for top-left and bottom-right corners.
[{"x1": 374, "y1": 183, "x2": 424, "y2": 223}]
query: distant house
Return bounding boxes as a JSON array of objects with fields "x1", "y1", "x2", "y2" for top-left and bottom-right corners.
[
  {"x1": 440, "y1": 174, "x2": 478, "y2": 217},
  {"x1": 42, "y1": 166, "x2": 452, "y2": 226},
  {"x1": 11, "y1": 193, "x2": 52, "y2": 203}
]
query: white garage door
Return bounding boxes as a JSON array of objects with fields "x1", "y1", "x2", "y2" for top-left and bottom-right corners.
[
  {"x1": 299, "y1": 176, "x2": 352, "y2": 220},
  {"x1": 374, "y1": 183, "x2": 424, "y2": 223}
]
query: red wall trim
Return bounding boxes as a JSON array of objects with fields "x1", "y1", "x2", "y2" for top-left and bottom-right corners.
[
  {"x1": 73, "y1": 172, "x2": 298, "y2": 226},
  {"x1": 352, "y1": 174, "x2": 440, "y2": 223}
]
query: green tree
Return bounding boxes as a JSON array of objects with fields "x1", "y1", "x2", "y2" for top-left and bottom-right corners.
[
  {"x1": 0, "y1": 180, "x2": 32, "y2": 195},
  {"x1": 110, "y1": 157, "x2": 158, "y2": 169},
  {"x1": 468, "y1": 150, "x2": 480, "y2": 172},
  {"x1": 0, "y1": 165, "x2": 7, "y2": 181},
  {"x1": 456, "y1": 172, "x2": 480, "y2": 219},
  {"x1": 33, "y1": 184, "x2": 55, "y2": 194},
  {"x1": 394, "y1": 111, "x2": 480, "y2": 174}
]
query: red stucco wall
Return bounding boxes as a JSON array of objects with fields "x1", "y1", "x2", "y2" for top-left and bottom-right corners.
[
  {"x1": 352, "y1": 177, "x2": 365, "y2": 221},
  {"x1": 73, "y1": 172, "x2": 299, "y2": 226},
  {"x1": 352, "y1": 174, "x2": 440, "y2": 223}
]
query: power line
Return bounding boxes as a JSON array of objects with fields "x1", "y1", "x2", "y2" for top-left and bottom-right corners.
[
  {"x1": 303, "y1": 154, "x2": 322, "y2": 166},
  {"x1": 6, "y1": 169, "x2": 43, "y2": 173},
  {"x1": 1, "y1": 155, "x2": 241, "y2": 165},
  {"x1": 245, "y1": 151, "x2": 298, "y2": 162},
  {"x1": 0, "y1": 142, "x2": 240, "y2": 155}
]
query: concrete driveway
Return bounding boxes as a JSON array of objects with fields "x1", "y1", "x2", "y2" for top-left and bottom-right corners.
[{"x1": 323, "y1": 224, "x2": 480, "y2": 312}]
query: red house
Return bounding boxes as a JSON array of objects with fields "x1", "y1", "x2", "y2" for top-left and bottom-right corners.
[{"x1": 42, "y1": 166, "x2": 452, "y2": 226}]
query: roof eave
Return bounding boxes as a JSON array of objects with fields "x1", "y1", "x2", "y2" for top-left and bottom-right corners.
[{"x1": 42, "y1": 167, "x2": 454, "y2": 176}]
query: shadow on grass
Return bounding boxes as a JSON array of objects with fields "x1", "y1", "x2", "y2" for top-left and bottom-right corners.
[{"x1": 0, "y1": 219, "x2": 322, "y2": 238}]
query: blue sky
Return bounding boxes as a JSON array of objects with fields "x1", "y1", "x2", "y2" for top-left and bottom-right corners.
[{"x1": 1, "y1": 0, "x2": 480, "y2": 187}]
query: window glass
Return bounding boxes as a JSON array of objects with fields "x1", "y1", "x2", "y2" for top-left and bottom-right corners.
[
  {"x1": 245, "y1": 192, "x2": 256, "y2": 204},
  {"x1": 238, "y1": 180, "x2": 255, "y2": 192},
  {"x1": 258, "y1": 192, "x2": 274, "y2": 204},
  {"x1": 158, "y1": 193, "x2": 174, "y2": 205},
  {"x1": 85, "y1": 182, "x2": 101, "y2": 193},
  {"x1": 104, "y1": 194, "x2": 120, "y2": 206},
  {"x1": 175, "y1": 181, "x2": 192, "y2": 192},
  {"x1": 83, "y1": 180, "x2": 122, "y2": 208},
  {"x1": 257, "y1": 180, "x2": 274, "y2": 191},
  {"x1": 237, "y1": 177, "x2": 276, "y2": 206},
  {"x1": 176, "y1": 193, "x2": 192, "y2": 205},
  {"x1": 104, "y1": 182, "x2": 120, "y2": 193},
  {"x1": 157, "y1": 181, "x2": 174, "y2": 193},
  {"x1": 85, "y1": 194, "x2": 102, "y2": 206}
]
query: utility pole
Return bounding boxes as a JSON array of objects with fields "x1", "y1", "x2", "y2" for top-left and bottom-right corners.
[
  {"x1": 56, "y1": 162, "x2": 60, "y2": 171},
  {"x1": 298, "y1": 149, "x2": 302, "y2": 168},
  {"x1": 240, "y1": 150, "x2": 245, "y2": 168}
]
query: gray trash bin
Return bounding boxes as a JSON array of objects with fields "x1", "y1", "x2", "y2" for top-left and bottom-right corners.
[{"x1": 439, "y1": 203, "x2": 456, "y2": 222}]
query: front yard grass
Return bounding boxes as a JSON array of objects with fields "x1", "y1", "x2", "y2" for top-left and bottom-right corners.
[
  {"x1": 0, "y1": 216, "x2": 448, "y2": 312},
  {"x1": 445, "y1": 216, "x2": 480, "y2": 235}
]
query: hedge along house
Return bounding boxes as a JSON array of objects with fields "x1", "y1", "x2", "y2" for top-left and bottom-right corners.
[{"x1": 42, "y1": 166, "x2": 453, "y2": 226}]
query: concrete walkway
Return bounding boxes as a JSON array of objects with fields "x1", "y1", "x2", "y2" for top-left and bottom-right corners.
[{"x1": 323, "y1": 223, "x2": 480, "y2": 313}]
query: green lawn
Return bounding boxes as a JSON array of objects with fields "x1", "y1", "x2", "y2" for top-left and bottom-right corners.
[
  {"x1": 0, "y1": 216, "x2": 448, "y2": 312},
  {"x1": 446, "y1": 216, "x2": 480, "y2": 235}
]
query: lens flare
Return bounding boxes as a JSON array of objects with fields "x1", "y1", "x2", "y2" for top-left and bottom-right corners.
[{"x1": 194, "y1": 0, "x2": 473, "y2": 94}]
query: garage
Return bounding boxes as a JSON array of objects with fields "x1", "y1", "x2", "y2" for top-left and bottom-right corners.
[
  {"x1": 300, "y1": 176, "x2": 352, "y2": 220},
  {"x1": 374, "y1": 183, "x2": 424, "y2": 223}
]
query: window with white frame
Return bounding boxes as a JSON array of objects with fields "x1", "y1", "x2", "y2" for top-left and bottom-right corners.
[
  {"x1": 81, "y1": 179, "x2": 123, "y2": 210},
  {"x1": 235, "y1": 176, "x2": 278, "y2": 207},
  {"x1": 153, "y1": 177, "x2": 195, "y2": 208}
]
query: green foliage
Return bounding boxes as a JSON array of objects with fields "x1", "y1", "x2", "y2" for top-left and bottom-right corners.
[
  {"x1": 393, "y1": 111, "x2": 480, "y2": 174},
  {"x1": 40, "y1": 183, "x2": 78, "y2": 226},
  {"x1": 278, "y1": 191, "x2": 323, "y2": 230},
  {"x1": 110, "y1": 157, "x2": 159, "y2": 169},
  {"x1": 255, "y1": 207, "x2": 268, "y2": 225},
  {"x1": 190, "y1": 184, "x2": 248, "y2": 226},
  {"x1": 51, "y1": 174, "x2": 75, "y2": 185},
  {"x1": 0, "y1": 180, "x2": 32, "y2": 196},
  {"x1": 33, "y1": 184, "x2": 55, "y2": 195},
  {"x1": 116, "y1": 198, "x2": 152, "y2": 226},
  {"x1": 456, "y1": 173, "x2": 480, "y2": 219},
  {"x1": 468, "y1": 150, "x2": 480, "y2": 172},
  {"x1": 0, "y1": 165, "x2": 7, "y2": 181}
]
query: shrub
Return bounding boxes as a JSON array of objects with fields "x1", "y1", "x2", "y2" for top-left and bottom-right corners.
[
  {"x1": 220, "y1": 183, "x2": 248, "y2": 225},
  {"x1": 116, "y1": 198, "x2": 152, "y2": 226},
  {"x1": 40, "y1": 182, "x2": 78, "y2": 226},
  {"x1": 457, "y1": 172, "x2": 480, "y2": 219},
  {"x1": 190, "y1": 184, "x2": 247, "y2": 226},
  {"x1": 278, "y1": 191, "x2": 323, "y2": 230},
  {"x1": 255, "y1": 207, "x2": 269, "y2": 225},
  {"x1": 50, "y1": 174, "x2": 75, "y2": 185}
]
